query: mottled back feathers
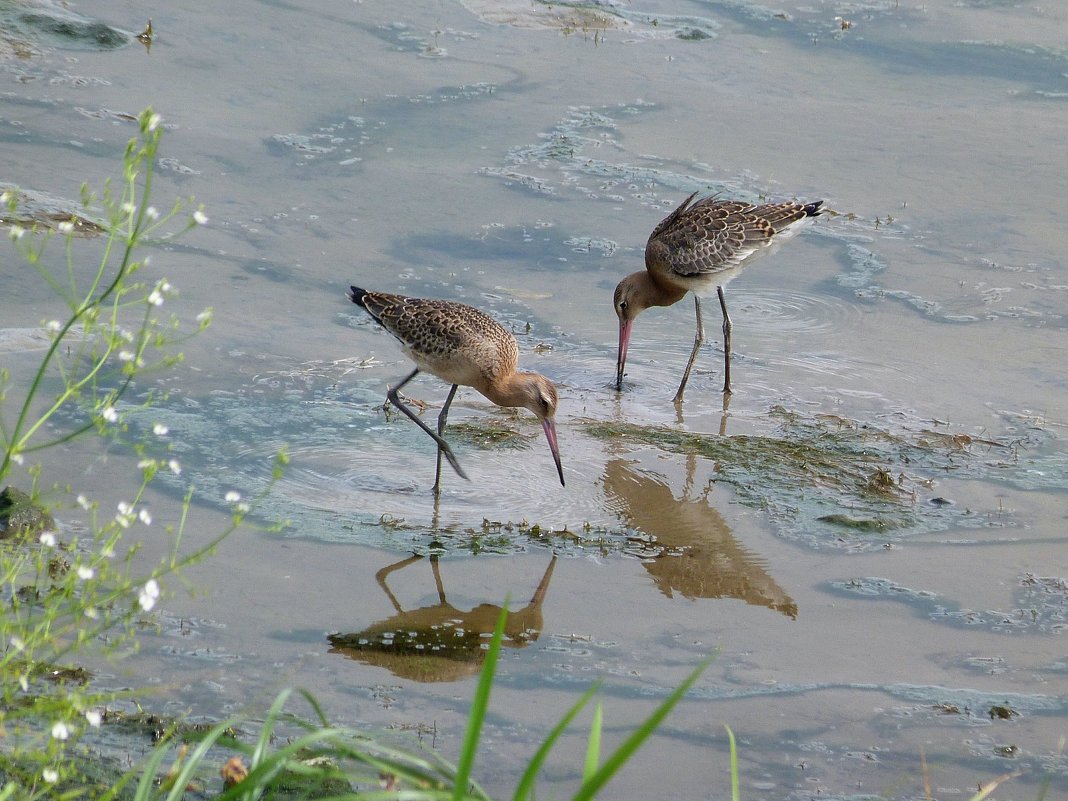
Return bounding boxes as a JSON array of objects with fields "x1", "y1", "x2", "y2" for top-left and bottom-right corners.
[
  {"x1": 350, "y1": 288, "x2": 519, "y2": 387},
  {"x1": 646, "y1": 192, "x2": 823, "y2": 280}
]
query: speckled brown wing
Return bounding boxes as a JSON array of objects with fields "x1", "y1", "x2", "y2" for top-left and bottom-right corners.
[
  {"x1": 354, "y1": 290, "x2": 518, "y2": 382},
  {"x1": 748, "y1": 201, "x2": 814, "y2": 233},
  {"x1": 647, "y1": 196, "x2": 819, "y2": 280},
  {"x1": 366, "y1": 294, "x2": 472, "y2": 357}
]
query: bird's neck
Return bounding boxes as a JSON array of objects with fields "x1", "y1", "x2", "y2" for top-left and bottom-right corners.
[
  {"x1": 479, "y1": 372, "x2": 535, "y2": 410},
  {"x1": 631, "y1": 269, "x2": 687, "y2": 309}
]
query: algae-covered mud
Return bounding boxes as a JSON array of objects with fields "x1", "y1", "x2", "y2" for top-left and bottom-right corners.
[
  {"x1": 588, "y1": 406, "x2": 1059, "y2": 550},
  {"x1": 4, "y1": 0, "x2": 1068, "y2": 796}
]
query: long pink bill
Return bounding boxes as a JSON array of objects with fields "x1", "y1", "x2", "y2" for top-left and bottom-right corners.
[
  {"x1": 541, "y1": 418, "x2": 565, "y2": 487},
  {"x1": 615, "y1": 319, "x2": 632, "y2": 390}
]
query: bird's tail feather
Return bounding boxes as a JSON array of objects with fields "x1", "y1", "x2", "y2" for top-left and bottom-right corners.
[{"x1": 348, "y1": 285, "x2": 368, "y2": 308}]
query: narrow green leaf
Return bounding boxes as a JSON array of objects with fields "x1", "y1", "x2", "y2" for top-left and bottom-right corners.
[
  {"x1": 512, "y1": 681, "x2": 601, "y2": 801},
  {"x1": 571, "y1": 654, "x2": 715, "y2": 801},
  {"x1": 724, "y1": 724, "x2": 739, "y2": 801},
  {"x1": 582, "y1": 703, "x2": 603, "y2": 784},
  {"x1": 453, "y1": 603, "x2": 508, "y2": 801}
]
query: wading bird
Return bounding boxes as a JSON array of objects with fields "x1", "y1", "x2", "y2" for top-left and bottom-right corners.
[
  {"x1": 614, "y1": 192, "x2": 823, "y2": 401},
  {"x1": 349, "y1": 287, "x2": 564, "y2": 494}
]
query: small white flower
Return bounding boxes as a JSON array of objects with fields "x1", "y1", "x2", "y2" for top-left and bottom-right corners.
[
  {"x1": 11, "y1": 452, "x2": 23, "y2": 466},
  {"x1": 51, "y1": 721, "x2": 69, "y2": 741},
  {"x1": 138, "y1": 578, "x2": 161, "y2": 611},
  {"x1": 0, "y1": 190, "x2": 10, "y2": 203},
  {"x1": 84, "y1": 606, "x2": 99, "y2": 620},
  {"x1": 157, "y1": 279, "x2": 172, "y2": 293},
  {"x1": 18, "y1": 674, "x2": 28, "y2": 692},
  {"x1": 153, "y1": 423, "x2": 169, "y2": 436},
  {"x1": 193, "y1": 210, "x2": 209, "y2": 225},
  {"x1": 85, "y1": 709, "x2": 102, "y2": 728},
  {"x1": 9, "y1": 224, "x2": 24, "y2": 240},
  {"x1": 225, "y1": 490, "x2": 241, "y2": 503},
  {"x1": 139, "y1": 508, "x2": 152, "y2": 526},
  {"x1": 147, "y1": 113, "x2": 162, "y2": 132},
  {"x1": 77, "y1": 565, "x2": 94, "y2": 580},
  {"x1": 100, "y1": 544, "x2": 115, "y2": 558},
  {"x1": 237, "y1": 502, "x2": 251, "y2": 514},
  {"x1": 121, "y1": 202, "x2": 136, "y2": 215},
  {"x1": 101, "y1": 406, "x2": 118, "y2": 423},
  {"x1": 115, "y1": 502, "x2": 135, "y2": 528},
  {"x1": 39, "y1": 532, "x2": 57, "y2": 548},
  {"x1": 43, "y1": 768, "x2": 59, "y2": 784},
  {"x1": 168, "y1": 459, "x2": 182, "y2": 475},
  {"x1": 10, "y1": 634, "x2": 25, "y2": 652},
  {"x1": 148, "y1": 290, "x2": 164, "y2": 306},
  {"x1": 196, "y1": 309, "x2": 213, "y2": 326},
  {"x1": 57, "y1": 220, "x2": 75, "y2": 235},
  {"x1": 137, "y1": 459, "x2": 155, "y2": 470},
  {"x1": 145, "y1": 206, "x2": 159, "y2": 221},
  {"x1": 119, "y1": 350, "x2": 136, "y2": 362},
  {"x1": 76, "y1": 494, "x2": 91, "y2": 510},
  {"x1": 45, "y1": 319, "x2": 62, "y2": 333}
]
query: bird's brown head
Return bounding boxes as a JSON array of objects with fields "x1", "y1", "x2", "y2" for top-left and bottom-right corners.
[
  {"x1": 520, "y1": 374, "x2": 558, "y2": 421},
  {"x1": 517, "y1": 374, "x2": 564, "y2": 487}
]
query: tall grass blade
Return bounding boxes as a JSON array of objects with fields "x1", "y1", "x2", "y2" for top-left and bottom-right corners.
[
  {"x1": 966, "y1": 771, "x2": 1022, "y2": 801},
  {"x1": 724, "y1": 724, "x2": 739, "y2": 801},
  {"x1": 582, "y1": 703, "x2": 603, "y2": 784},
  {"x1": 452, "y1": 604, "x2": 508, "y2": 801},
  {"x1": 570, "y1": 654, "x2": 714, "y2": 801},
  {"x1": 511, "y1": 682, "x2": 602, "y2": 801}
]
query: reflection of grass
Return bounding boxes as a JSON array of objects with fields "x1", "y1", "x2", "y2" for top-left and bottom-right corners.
[{"x1": 585, "y1": 406, "x2": 1019, "y2": 548}]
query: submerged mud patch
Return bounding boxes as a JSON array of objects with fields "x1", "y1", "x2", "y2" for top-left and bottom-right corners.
[
  {"x1": 585, "y1": 406, "x2": 1059, "y2": 550},
  {"x1": 0, "y1": 185, "x2": 106, "y2": 236},
  {"x1": 0, "y1": 3, "x2": 129, "y2": 53}
]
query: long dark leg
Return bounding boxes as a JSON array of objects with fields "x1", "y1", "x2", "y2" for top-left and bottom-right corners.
[
  {"x1": 385, "y1": 369, "x2": 468, "y2": 484},
  {"x1": 432, "y1": 383, "x2": 459, "y2": 495},
  {"x1": 718, "y1": 286, "x2": 733, "y2": 395},
  {"x1": 673, "y1": 295, "x2": 704, "y2": 404}
]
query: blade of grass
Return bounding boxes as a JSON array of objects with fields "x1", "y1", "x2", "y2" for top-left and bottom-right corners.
[
  {"x1": 967, "y1": 771, "x2": 1022, "y2": 801},
  {"x1": 452, "y1": 604, "x2": 508, "y2": 801},
  {"x1": 724, "y1": 724, "x2": 739, "y2": 801},
  {"x1": 511, "y1": 681, "x2": 602, "y2": 801},
  {"x1": 101, "y1": 722, "x2": 179, "y2": 801},
  {"x1": 253, "y1": 686, "x2": 291, "y2": 762},
  {"x1": 570, "y1": 654, "x2": 715, "y2": 801},
  {"x1": 162, "y1": 717, "x2": 245, "y2": 801},
  {"x1": 582, "y1": 703, "x2": 603, "y2": 785}
]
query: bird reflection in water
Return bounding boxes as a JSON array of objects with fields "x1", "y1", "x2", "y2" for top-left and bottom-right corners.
[
  {"x1": 602, "y1": 459, "x2": 797, "y2": 619},
  {"x1": 328, "y1": 554, "x2": 557, "y2": 682}
]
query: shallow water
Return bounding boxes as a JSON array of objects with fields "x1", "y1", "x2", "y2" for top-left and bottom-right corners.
[{"x1": 3, "y1": 0, "x2": 1068, "y2": 796}]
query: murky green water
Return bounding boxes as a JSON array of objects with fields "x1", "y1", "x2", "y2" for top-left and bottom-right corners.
[{"x1": 3, "y1": 0, "x2": 1068, "y2": 796}]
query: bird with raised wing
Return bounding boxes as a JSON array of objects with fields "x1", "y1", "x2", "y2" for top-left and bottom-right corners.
[
  {"x1": 614, "y1": 192, "x2": 823, "y2": 401},
  {"x1": 349, "y1": 287, "x2": 564, "y2": 494}
]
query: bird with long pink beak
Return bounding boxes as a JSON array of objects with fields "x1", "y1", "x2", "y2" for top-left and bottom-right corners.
[
  {"x1": 349, "y1": 287, "x2": 564, "y2": 495},
  {"x1": 615, "y1": 192, "x2": 823, "y2": 401}
]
